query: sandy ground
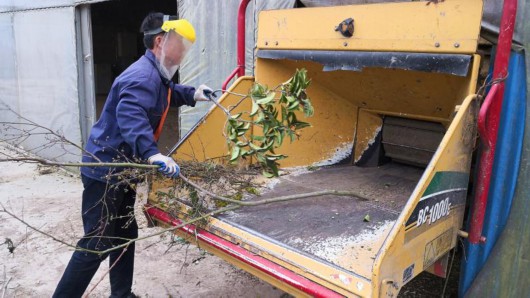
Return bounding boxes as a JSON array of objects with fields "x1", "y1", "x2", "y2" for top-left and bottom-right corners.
[{"x1": 0, "y1": 145, "x2": 285, "y2": 298}]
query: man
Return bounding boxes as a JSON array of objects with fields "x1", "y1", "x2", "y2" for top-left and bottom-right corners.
[{"x1": 53, "y1": 13, "x2": 211, "y2": 297}]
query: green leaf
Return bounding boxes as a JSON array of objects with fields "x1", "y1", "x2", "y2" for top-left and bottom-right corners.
[
  {"x1": 281, "y1": 106, "x2": 288, "y2": 123},
  {"x1": 287, "y1": 101, "x2": 300, "y2": 111},
  {"x1": 267, "y1": 160, "x2": 279, "y2": 176},
  {"x1": 266, "y1": 154, "x2": 286, "y2": 161},
  {"x1": 290, "y1": 75, "x2": 299, "y2": 94},
  {"x1": 230, "y1": 146, "x2": 241, "y2": 161},
  {"x1": 293, "y1": 121, "x2": 311, "y2": 129},
  {"x1": 263, "y1": 122, "x2": 270, "y2": 134},
  {"x1": 256, "y1": 111, "x2": 265, "y2": 122},
  {"x1": 229, "y1": 130, "x2": 238, "y2": 141},
  {"x1": 237, "y1": 123, "x2": 249, "y2": 132},
  {"x1": 263, "y1": 170, "x2": 275, "y2": 178},
  {"x1": 363, "y1": 214, "x2": 371, "y2": 222},
  {"x1": 251, "y1": 135, "x2": 265, "y2": 142},
  {"x1": 274, "y1": 131, "x2": 282, "y2": 146},
  {"x1": 287, "y1": 112, "x2": 298, "y2": 123},
  {"x1": 240, "y1": 149, "x2": 250, "y2": 157},
  {"x1": 279, "y1": 94, "x2": 287, "y2": 104},
  {"x1": 302, "y1": 98, "x2": 314, "y2": 117},
  {"x1": 278, "y1": 130, "x2": 285, "y2": 146},
  {"x1": 249, "y1": 142, "x2": 262, "y2": 151},
  {"x1": 224, "y1": 68, "x2": 314, "y2": 179},
  {"x1": 263, "y1": 140, "x2": 274, "y2": 151},
  {"x1": 255, "y1": 153, "x2": 266, "y2": 163},
  {"x1": 250, "y1": 83, "x2": 268, "y2": 99},
  {"x1": 266, "y1": 155, "x2": 278, "y2": 161},
  {"x1": 256, "y1": 92, "x2": 276, "y2": 105},
  {"x1": 287, "y1": 130, "x2": 296, "y2": 142},
  {"x1": 250, "y1": 100, "x2": 259, "y2": 116},
  {"x1": 299, "y1": 69, "x2": 310, "y2": 89},
  {"x1": 302, "y1": 79, "x2": 311, "y2": 90}
]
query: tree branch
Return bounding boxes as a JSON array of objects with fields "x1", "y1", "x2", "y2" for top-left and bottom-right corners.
[
  {"x1": 0, "y1": 157, "x2": 157, "y2": 169},
  {"x1": 0, "y1": 101, "x2": 101, "y2": 162},
  {"x1": 83, "y1": 246, "x2": 129, "y2": 298},
  {"x1": 0, "y1": 202, "x2": 238, "y2": 256},
  {"x1": 2, "y1": 156, "x2": 370, "y2": 211},
  {"x1": 178, "y1": 173, "x2": 371, "y2": 206},
  {"x1": 1, "y1": 203, "x2": 77, "y2": 250}
]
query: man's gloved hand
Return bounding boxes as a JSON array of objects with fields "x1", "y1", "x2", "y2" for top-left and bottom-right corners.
[
  {"x1": 148, "y1": 153, "x2": 180, "y2": 178},
  {"x1": 193, "y1": 84, "x2": 213, "y2": 101}
]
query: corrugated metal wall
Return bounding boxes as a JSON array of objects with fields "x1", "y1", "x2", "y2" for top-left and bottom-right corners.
[
  {"x1": 0, "y1": 5, "x2": 82, "y2": 162},
  {"x1": 177, "y1": 0, "x2": 295, "y2": 137}
]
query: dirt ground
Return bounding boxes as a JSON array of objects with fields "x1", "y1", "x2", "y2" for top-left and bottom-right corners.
[
  {"x1": 0, "y1": 145, "x2": 285, "y2": 297},
  {"x1": 0, "y1": 143, "x2": 461, "y2": 297}
]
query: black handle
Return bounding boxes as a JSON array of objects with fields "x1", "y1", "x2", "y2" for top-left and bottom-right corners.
[{"x1": 203, "y1": 89, "x2": 221, "y2": 101}]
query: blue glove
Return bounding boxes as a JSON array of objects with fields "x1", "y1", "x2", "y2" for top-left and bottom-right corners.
[{"x1": 148, "y1": 153, "x2": 180, "y2": 178}]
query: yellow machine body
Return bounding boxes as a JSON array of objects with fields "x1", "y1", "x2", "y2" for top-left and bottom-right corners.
[{"x1": 149, "y1": 0, "x2": 484, "y2": 296}]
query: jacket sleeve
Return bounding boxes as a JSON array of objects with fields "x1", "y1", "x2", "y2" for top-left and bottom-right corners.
[
  {"x1": 169, "y1": 82, "x2": 196, "y2": 107},
  {"x1": 116, "y1": 79, "x2": 160, "y2": 160}
]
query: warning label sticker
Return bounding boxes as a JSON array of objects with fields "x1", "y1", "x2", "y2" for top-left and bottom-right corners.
[{"x1": 423, "y1": 228, "x2": 453, "y2": 270}]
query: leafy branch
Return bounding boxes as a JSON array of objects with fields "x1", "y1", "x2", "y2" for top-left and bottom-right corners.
[{"x1": 225, "y1": 69, "x2": 313, "y2": 177}]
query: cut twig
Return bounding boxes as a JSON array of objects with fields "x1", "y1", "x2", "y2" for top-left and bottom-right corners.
[
  {"x1": 83, "y1": 247, "x2": 129, "y2": 298},
  {"x1": 178, "y1": 173, "x2": 371, "y2": 206},
  {"x1": 0, "y1": 158, "x2": 157, "y2": 169},
  {"x1": 1, "y1": 204, "x2": 76, "y2": 250},
  {"x1": 0, "y1": 102, "x2": 101, "y2": 162},
  {"x1": 1, "y1": 201, "x2": 238, "y2": 255}
]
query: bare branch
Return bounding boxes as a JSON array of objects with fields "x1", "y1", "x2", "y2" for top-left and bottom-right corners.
[
  {"x1": 178, "y1": 173, "x2": 371, "y2": 206},
  {"x1": 0, "y1": 157, "x2": 157, "y2": 169},
  {"x1": 0, "y1": 101, "x2": 101, "y2": 162},
  {"x1": 1, "y1": 203, "x2": 78, "y2": 251},
  {"x1": 83, "y1": 246, "x2": 129, "y2": 297},
  {"x1": 1, "y1": 201, "x2": 238, "y2": 255},
  {"x1": 94, "y1": 205, "x2": 240, "y2": 255}
]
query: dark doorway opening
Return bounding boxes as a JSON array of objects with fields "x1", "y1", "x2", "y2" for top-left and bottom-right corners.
[{"x1": 91, "y1": 0, "x2": 179, "y2": 152}]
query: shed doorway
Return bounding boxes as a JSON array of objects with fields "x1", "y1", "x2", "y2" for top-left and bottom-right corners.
[{"x1": 84, "y1": 0, "x2": 179, "y2": 152}]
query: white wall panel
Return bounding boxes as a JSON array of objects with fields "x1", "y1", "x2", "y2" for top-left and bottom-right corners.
[{"x1": 8, "y1": 7, "x2": 81, "y2": 161}]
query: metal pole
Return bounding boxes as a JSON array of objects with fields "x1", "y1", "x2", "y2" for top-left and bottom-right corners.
[
  {"x1": 469, "y1": 0, "x2": 518, "y2": 244},
  {"x1": 222, "y1": 0, "x2": 251, "y2": 91}
]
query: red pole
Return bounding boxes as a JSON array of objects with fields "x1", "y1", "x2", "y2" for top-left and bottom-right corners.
[
  {"x1": 222, "y1": 0, "x2": 251, "y2": 91},
  {"x1": 221, "y1": 67, "x2": 240, "y2": 92},
  {"x1": 237, "y1": 0, "x2": 250, "y2": 77},
  {"x1": 468, "y1": 0, "x2": 518, "y2": 244}
]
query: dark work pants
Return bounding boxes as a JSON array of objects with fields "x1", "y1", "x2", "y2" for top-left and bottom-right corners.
[{"x1": 53, "y1": 175, "x2": 138, "y2": 298}]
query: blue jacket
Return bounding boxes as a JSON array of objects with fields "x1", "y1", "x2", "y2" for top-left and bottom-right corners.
[{"x1": 81, "y1": 50, "x2": 196, "y2": 182}]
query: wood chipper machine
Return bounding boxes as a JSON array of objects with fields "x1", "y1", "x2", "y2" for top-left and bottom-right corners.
[{"x1": 144, "y1": 0, "x2": 521, "y2": 296}]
